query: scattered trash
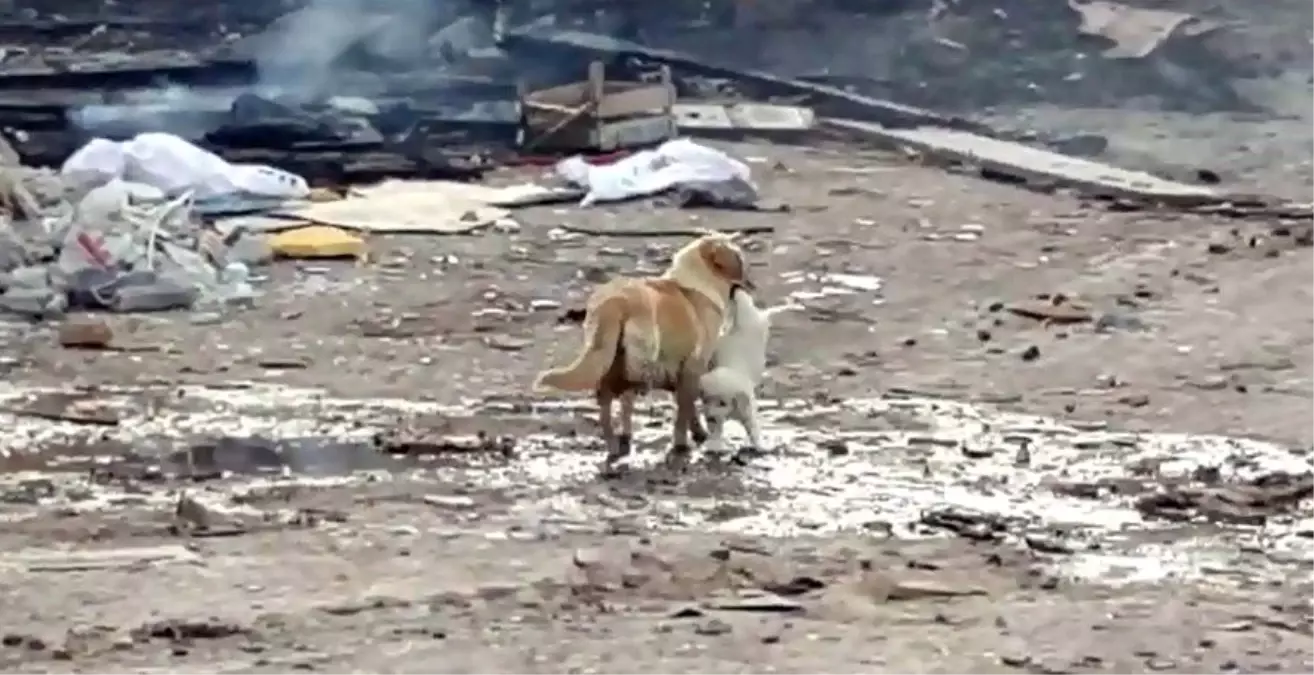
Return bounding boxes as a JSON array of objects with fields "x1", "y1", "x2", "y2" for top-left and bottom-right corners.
[
  {"x1": 269, "y1": 226, "x2": 366, "y2": 260},
  {"x1": 272, "y1": 180, "x2": 574, "y2": 234}
]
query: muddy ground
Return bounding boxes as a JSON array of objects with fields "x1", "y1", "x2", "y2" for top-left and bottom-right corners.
[{"x1": 0, "y1": 133, "x2": 1310, "y2": 673}]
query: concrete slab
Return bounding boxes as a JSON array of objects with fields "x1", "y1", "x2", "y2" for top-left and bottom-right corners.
[{"x1": 674, "y1": 102, "x2": 815, "y2": 132}]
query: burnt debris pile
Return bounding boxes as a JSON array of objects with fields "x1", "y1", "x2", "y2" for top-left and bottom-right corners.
[
  {"x1": 0, "y1": 1, "x2": 1302, "y2": 167},
  {"x1": 699, "y1": 0, "x2": 1299, "y2": 114}
]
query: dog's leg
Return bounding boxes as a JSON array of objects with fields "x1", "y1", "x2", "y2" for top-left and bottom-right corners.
[
  {"x1": 669, "y1": 375, "x2": 697, "y2": 456},
  {"x1": 690, "y1": 396, "x2": 709, "y2": 446},
  {"x1": 616, "y1": 391, "x2": 635, "y2": 456}
]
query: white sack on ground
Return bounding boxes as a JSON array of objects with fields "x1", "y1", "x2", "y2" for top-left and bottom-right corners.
[{"x1": 555, "y1": 139, "x2": 756, "y2": 207}]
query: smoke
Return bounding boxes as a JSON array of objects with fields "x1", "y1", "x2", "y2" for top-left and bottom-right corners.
[
  {"x1": 250, "y1": 0, "x2": 457, "y2": 100},
  {"x1": 68, "y1": 0, "x2": 466, "y2": 137}
]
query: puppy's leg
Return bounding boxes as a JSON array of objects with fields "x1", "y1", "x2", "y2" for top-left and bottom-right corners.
[
  {"x1": 703, "y1": 401, "x2": 727, "y2": 452},
  {"x1": 616, "y1": 391, "x2": 635, "y2": 456},
  {"x1": 598, "y1": 389, "x2": 623, "y2": 464},
  {"x1": 739, "y1": 392, "x2": 765, "y2": 451}
]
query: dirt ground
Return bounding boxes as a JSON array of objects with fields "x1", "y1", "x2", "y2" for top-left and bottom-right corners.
[{"x1": 1, "y1": 136, "x2": 1311, "y2": 673}]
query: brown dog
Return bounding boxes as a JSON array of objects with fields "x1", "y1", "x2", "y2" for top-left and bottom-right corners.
[{"x1": 534, "y1": 231, "x2": 753, "y2": 462}]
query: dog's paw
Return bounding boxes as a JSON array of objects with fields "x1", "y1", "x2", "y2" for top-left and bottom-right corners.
[
  {"x1": 731, "y1": 446, "x2": 768, "y2": 465},
  {"x1": 598, "y1": 460, "x2": 627, "y2": 480}
]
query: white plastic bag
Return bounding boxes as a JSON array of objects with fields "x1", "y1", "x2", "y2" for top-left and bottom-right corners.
[
  {"x1": 60, "y1": 137, "x2": 126, "y2": 193},
  {"x1": 555, "y1": 139, "x2": 754, "y2": 207},
  {"x1": 60, "y1": 133, "x2": 310, "y2": 201},
  {"x1": 122, "y1": 132, "x2": 236, "y2": 198}
]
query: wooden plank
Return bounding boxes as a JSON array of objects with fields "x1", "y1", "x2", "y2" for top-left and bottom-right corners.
[
  {"x1": 824, "y1": 118, "x2": 1220, "y2": 203},
  {"x1": 502, "y1": 27, "x2": 985, "y2": 132},
  {"x1": 596, "y1": 84, "x2": 672, "y2": 120}
]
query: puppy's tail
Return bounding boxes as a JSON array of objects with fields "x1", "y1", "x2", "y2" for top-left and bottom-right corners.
[
  {"x1": 534, "y1": 295, "x2": 626, "y2": 392},
  {"x1": 764, "y1": 302, "x2": 805, "y2": 319}
]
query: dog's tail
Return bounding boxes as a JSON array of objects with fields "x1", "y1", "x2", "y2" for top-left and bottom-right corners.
[{"x1": 534, "y1": 295, "x2": 627, "y2": 392}]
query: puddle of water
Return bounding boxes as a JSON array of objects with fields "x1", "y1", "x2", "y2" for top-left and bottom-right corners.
[
  {"x1": 165, "y1": 437, "x2": 410, "y2": 479},
  {"x1": 0, "y1": 383, "x2": 1310, "y2": 585},
  {"x1": 779, "y1": 271, "x2": 884, "y2": 302},
  {"x1": 0, "y1": 434, "x2": 422, "y2": 485}
]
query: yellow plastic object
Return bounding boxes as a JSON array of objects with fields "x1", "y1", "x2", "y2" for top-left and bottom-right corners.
[{"x1": 269, "y1": 225, "x2": 366, "y2": 259}]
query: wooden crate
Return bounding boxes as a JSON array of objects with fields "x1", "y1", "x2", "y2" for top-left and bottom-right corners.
[{"x1": 518, "y1": 61, "x2": 676, "y2": 152}]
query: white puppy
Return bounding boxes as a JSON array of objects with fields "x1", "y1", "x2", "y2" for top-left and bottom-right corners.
[{"x1": 699, "y1": 288, "x2": 800, "y2": 452}]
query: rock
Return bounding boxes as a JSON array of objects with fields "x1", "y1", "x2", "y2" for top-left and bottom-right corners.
[
  {"x1": 571, "y1": 547, "x2": 602, "y2": 568},
  {"x1": 1145, "y1": 657, "x2": 1177, "y2": 671},
  {"x1": 1020, "y1": 345, "x2": 1041, "y2": 362},
  {"x1": 1025, "y1": 534, "x2": 1075, "y2": 554},
  {"x1": 57, "y1": 317, "x2": 113, "y2": 349}
]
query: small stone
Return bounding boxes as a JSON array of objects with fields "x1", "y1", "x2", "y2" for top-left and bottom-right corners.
[
  {"x1": 1191, "y1": 375, "x2": 1230, "y2": 391},
  {"x1": 422, "y1": 494, "x2": 477, "y2": 509},
  {"x1": 1145, "y1": 657, "x2": 1177, "y2": 671},
  {"x1": 999, "y1": 653, "x2": 1032, "y2": 667},
  {"x1": 1020, "y1": 345, "x2": 1041, "y2": 362},
  {"x1": 484, "y1": 335, "x2": 531, "y2": 352},
  {"x1": 693, "y1": 618, "x2": 732, "y2": 636},
  {"x1": 57, "y1": 318, "x2": 113, "y2": 349},
  {"x1": 819, "y1": 438, "x2": 849, "y2": 456},
  {"x1": 1118, "y1": 393, "x2": 1151, "y2": 408},
  {"x1": 1, "y1": 633, "x2": 23, "y2": 647}
]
